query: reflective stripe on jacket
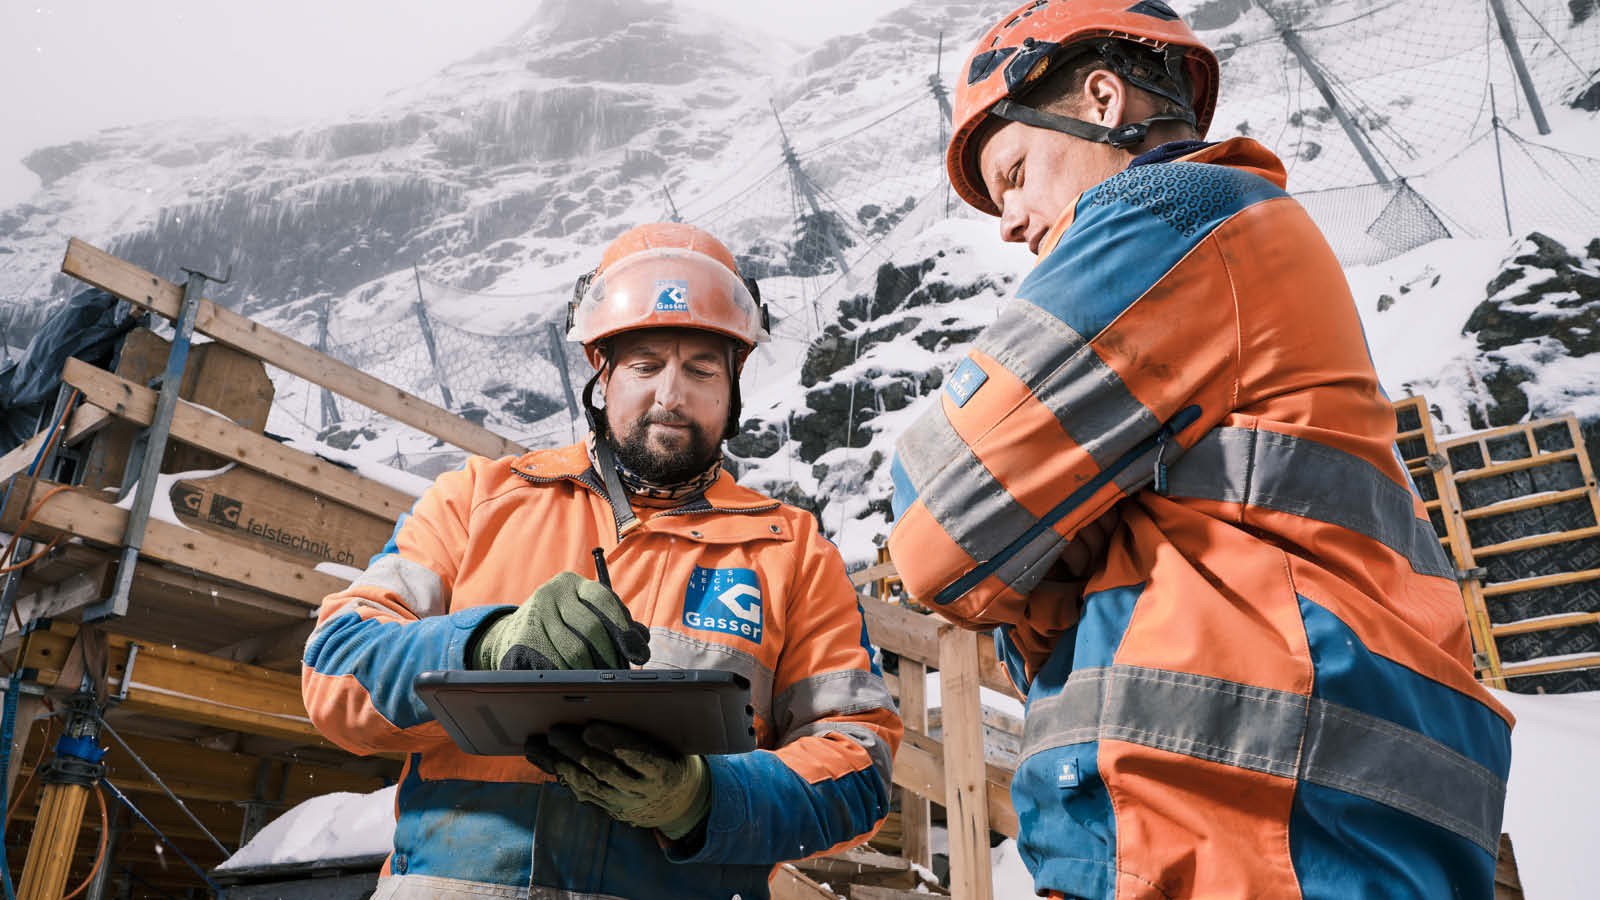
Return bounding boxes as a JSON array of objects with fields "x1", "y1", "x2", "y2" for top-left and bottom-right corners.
[
  {"x1": 888, "y1": 137, "x2": 1512, "y2": 900},
  {"x1": 302, "y1": 441, "x2": 902, "y2": 900}
]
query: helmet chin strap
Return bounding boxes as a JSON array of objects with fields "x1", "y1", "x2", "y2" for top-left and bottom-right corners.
[{"x1": 991, "y1": 99, "x2": 1196, "y2": 149}]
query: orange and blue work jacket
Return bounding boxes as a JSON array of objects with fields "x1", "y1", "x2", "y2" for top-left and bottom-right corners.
[
  {"x1": 888, "y1": 138, "x2": 1513, "y2": 900},
  {"x1": 302, "y1": 442, "x2": 901, "y2": 900}
]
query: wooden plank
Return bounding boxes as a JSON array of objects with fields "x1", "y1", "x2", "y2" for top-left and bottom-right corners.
[
  {"x1": 62, "y1": 238, "x2": 525, "y2": 460},
  {"x1": 1451, "y1": 449, "x2": 1580, "y2": 483},
  {"x1": 16, "y1": 728, "x2": 381, "y2": 807},
  {"x1": 1491, "y1": 612, "x2": 1600, "y2": 638},
  {"x1": 1480, "y1": 568, "x2": 1600, "y2": 597},
  {"x1": 1462, "y1": 487, "x2": 1593, "y2": 521},
  {"x1": 1499, "y1": 653, "x2": 1600, "y2": 679},
  {"x1": 19, "y1": 622, "x2": 323, "y2": 744},
  {"x1": 848, "y1": 561, "x2": 899, "y2": 588},
  {"x1": 892, "y1": 731, "x2": 1018, "y2": 839},
  {"x1": 168, "y1": 466, "x2": 390, "y2": 568},
  {"x1": 63, "y1": 357, "x2": 413, "y2": 522},
  {"x1": 1438, "y1": 419, "x2": 1562, "y2": 450},
  {"x1": 860, "y1": 600, "x2": 940, "y2": 666},
  {"x1": 771, "y1": 864, "x2": 842, "y2": 900},
  {"x1": 1471, "y1": 525, "x2": 1600, "y2": 559},
  {"x1": 976, "y1": 637, "x2": 1023, "y2": 701},
  {"x1": 937, "y1": 626, "x2": 993, "y2": 900},
  {"x1": 1, "y1": 475, "x2": 345, "y2": 607},
  {"x1": 0, "y1": 567, "x2": 109, "y2": 653},
  {"x1": 897, "y1": 658, "x2": 931, "y2": 870}
]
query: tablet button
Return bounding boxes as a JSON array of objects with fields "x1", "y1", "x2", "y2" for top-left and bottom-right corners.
[
  {"x1": 600, "y1": 673, "x2": 616, "y2": 680},
  {"x1": 669, "y1": 672, "x2": 686, "y2": 680},
  {"x1": 633, "y1": 672, "x2": 660, "y2": 680}
]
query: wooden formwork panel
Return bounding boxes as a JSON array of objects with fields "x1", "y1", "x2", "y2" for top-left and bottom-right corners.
[{"x1": 1438, "y1": 417, "x2": 1600, "y2": 693}]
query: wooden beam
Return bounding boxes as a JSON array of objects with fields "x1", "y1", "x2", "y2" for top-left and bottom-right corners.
[
  {"x1": 1483, "y1": 567, "x2": 1600, "y2": 598},
  {"x1": 770, "y1": 864, "x2": 840, "y2": 900},
  {"x1": 1471, "y1": 525, "x2": 1600, "y2": 559},
  {"x1": 62, "y1": 358, "x2": 414, "y2": 522},
  {"x1": 891, "y1": 730, "x2": 1017, "y2": 838},
  {"x1": 1463, "y1": 487, "x2": 1593, "y2": 521},
  {"x1": 0, "y1": 566, "x2": 109, "y2": 653},
  {"x1": 1491, "y1": 612, "x2": 1600, "y2": 638},
  {"x1": 19, "y1": 621, "x2": 324, "y2": 744},
  {"x1": 937, "y1": 626, "x2": 993, "y2": 900},
  {"x1": 0, "y1": 475, "x2": 344, "y2": 607},
  {"x1": 848, "y1": 561, "x2": 899, "y2": 588},
  {"x1": 1500, "y1": 653, "x2": 1600, "y2": 679},
  {"x1": 62, "y1": 238, "x2": 524, "y2": 460},
  {"x1": 1451, "y1": 449, "x2": 1580, "y2": 483},
  {"x1": 896, "y1": 658, "x2": 931, "y2": 870}
]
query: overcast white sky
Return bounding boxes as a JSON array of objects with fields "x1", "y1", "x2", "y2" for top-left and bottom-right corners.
[{"x1": 0, "y1": 0, "x2": 903, "y2": 209}]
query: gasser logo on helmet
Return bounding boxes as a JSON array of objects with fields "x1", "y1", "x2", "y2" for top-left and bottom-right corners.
[
  {"x1": 682, "y1": 566, "x2": 763, "y2": 644},
  {"x1": 653, "y1": 279, "x2": 690, "y2": 312}
]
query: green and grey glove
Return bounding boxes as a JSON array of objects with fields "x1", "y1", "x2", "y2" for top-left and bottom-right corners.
[
  {"x1": 468, "y1": 571, "x2": 651, "y2": 671},
  {"x1": 526, "y1": 722, "x2": 711, "y2": 840}
]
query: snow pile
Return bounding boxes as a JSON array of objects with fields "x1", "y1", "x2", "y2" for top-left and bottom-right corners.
[
  {"x1": 218, "y1": 785, "x2": 396, "y2": 872},
  {"x1": 1493, "y1": 688, "x2": 1600, "y2": 899}
]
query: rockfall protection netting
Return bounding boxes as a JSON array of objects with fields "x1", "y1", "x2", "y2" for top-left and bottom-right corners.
[{"x1": 256, "y1": 0, "x2": 1599, "y2": 454}]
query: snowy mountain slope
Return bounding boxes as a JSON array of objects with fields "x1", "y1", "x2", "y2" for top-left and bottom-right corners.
[{"x1": 1, "y1": 0, "x2": 1596, "y2": 540}]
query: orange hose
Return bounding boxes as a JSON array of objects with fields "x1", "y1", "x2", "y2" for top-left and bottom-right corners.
[
  {"x1": 3, "y1": 719, "x2": 57, "y2": 830},
  {"x1": 0, "y1": 485, "x2": 73, "y2": 575},
  {"x1": 60, "y1": 781, "x2": 109, "y2": 900}
]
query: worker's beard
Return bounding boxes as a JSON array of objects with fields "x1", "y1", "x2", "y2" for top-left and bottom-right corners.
[{"x1": 610, "y1": 411, "x2": 722, "y2": 487}]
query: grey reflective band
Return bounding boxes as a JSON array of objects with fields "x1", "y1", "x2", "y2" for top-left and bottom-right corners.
[
  {"x1": 1023, "y1": 665, "x2": 1505, "y2": 854},
  {"x1": 354, "y1": 554, "x2": 449, "y2": 618},
  {"x1": 1164, "y1": 427, "x2": 1454, "y2": 579},
  {"x1": 773, "y1": 669, "x2": 899, "y2": 738},
  {"x1": 647, "y1": 628, "x2": 774, "y2": 726},
  {"x1": 897, "y1": 402, "x2": 1037, "y2": 563}
]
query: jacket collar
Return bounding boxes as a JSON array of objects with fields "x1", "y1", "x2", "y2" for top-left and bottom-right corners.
[
  {"x1": 1035, "y1": 136, "x2": 1288, "y2": 258},
  {"x1": 509, "y1": 441, "x2": 780, "y2": 514}
]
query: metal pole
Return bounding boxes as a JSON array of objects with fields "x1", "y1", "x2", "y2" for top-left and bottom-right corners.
[
  {"x1": 662, "y1": 185, "x2": 683, "y2": 223},
  {"x1": 412, "y1": 266, "x2": 455, "y2": 410},
  {"x1": 85, "y1": 267, "x2": 216, "y2": 623},
  {"x1": 1491, "y1": 87, "x2": 1515, "y2": 236},
  {"x1": 932, "y1": 31, "x2": 953, "y2": 218},
  {"x1": 84, "y1": 806, "x2": 123, "y2": 900},
  {"x1": 1276, "y1": 25, "x2": 1390, "y2": 184},
  {"x1": 1487, "y1": 0, "x2": 1552, "y2": 135},
  {"x1": 770, "y1": 101, "x2": 853, "y2": 276},
  {"x1": 315, "y1": 296, "x2": 341, "y2": 429},
  {"x1": 545, "y1": 323, "x2": 581, "y2": 443}
]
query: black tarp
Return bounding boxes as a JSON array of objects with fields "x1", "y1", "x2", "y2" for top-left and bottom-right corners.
[{"x1": 0, "y1": 289, "x2": 138, "y2": 458}]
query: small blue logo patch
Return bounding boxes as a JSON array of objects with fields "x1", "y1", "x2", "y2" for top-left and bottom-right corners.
[
  {"x1": 1057, "y1": 758, "x2": 1080, "y2": 788},
  {"x1": 683, "y1": 566, "x2": 763, "y2": 643},
  {"x1": 653, "y1": 279, "x2": 689, "y2": 312},
  {"x1": 945, "y1": 357, "x2": 989, "y2": 408}
]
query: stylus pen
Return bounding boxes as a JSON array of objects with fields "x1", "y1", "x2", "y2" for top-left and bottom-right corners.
[{"x1": 592, "y1": 547, "x2": 611, "y2": 590}]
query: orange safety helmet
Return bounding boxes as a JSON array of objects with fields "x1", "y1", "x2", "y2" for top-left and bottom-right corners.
[
  {"x1": 948, "y1": 0, "x2": 1220, "y2": 215},
  {"x1": 567, "y1": 222, "x2": 770, "y2": 365},
  {"x1": 569, "y1": 222, "x2": 770, "y2": 440}
]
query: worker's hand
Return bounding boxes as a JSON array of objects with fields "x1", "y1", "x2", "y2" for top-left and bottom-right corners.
[
  {"x1": 468, "y1": 571, "x2": 651, "y2": 671},
  {"x1": 526, "y1": 722, "x2": 711, "y2": 840}
]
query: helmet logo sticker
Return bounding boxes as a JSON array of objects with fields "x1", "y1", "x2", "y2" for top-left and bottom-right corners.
[
  {"x1": 1128, "y1": 1, "x2": 1181, "y2": 20},
  {"x1": 653, "y1": 279, "x2": 689, "y2": 312},
  {"x1": 683, "y1": 566, "x2": 764, "y2": 644},
  {"x1": 945, "y1": 357, "x2": 989, "y2": 408}
]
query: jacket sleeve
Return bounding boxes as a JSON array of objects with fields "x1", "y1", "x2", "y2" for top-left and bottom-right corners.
[
  {"x1": 301, "y1": 457, "x2": 509, "y2": 756},
  {"x1": 671, "y1": 516, "x2": 904, "y2": 867},
  {"x1": 887, "y1": 163, "x2": 1284, "y2": 632}
]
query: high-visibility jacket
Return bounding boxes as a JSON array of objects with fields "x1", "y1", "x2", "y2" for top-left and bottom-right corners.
[
  {"x1": 303, "y1": 441, "x2": 901, "y2": 900},
  {"x1": 888, "y1": 138, "x2": 1512, "y2": 900}
]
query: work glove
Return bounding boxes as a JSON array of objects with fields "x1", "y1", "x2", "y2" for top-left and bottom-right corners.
[
  {"x1": 468, "y1": 571, "x2": 651, "y2": 671},
  {"x1": 525, "y1": 722, "x2": 711, "y2": 840}
]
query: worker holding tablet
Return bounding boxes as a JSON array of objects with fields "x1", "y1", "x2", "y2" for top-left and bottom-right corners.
[{"x1": 302, "y1": 223, "x2": 902, "y2": 900}]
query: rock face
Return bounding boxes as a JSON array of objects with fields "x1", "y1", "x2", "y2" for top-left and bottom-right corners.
[{"x1": 1461, "y1": 232, "x2": 1600, "y2": 467}]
